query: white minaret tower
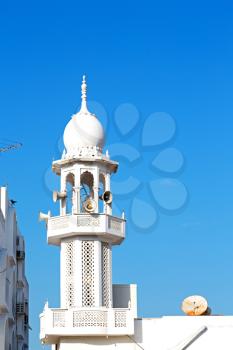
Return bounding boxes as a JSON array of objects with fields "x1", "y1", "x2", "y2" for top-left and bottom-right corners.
[{"x1": 40, "y1": 77, "x2": 137, "y2": 347}]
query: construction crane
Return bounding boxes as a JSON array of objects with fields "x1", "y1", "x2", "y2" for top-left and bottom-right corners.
[{"x1": 0, "y1": 141, "x2": 22, "y2": 153}]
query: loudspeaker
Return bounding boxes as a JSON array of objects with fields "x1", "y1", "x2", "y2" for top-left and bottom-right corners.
[
  {"x1": 83, "y1": 198, "x2": 96, "y2": 213},
  {"x1": 99, "y1": 191, "x2": 113, "y2": 204},
  {"x1": 38, "y1": 211, "x2": 51, "y2": 222},
  {"x1": 53, "y1": 191, "x2": 67, "y2": 203}
]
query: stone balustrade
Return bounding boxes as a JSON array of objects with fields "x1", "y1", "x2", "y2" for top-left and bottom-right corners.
[
  {"x1": 40, "y1": 307, "x2": 134, "y2": 344},
  {"x1": 47, "y1": 214, "x2": 125, "y2": 245}
]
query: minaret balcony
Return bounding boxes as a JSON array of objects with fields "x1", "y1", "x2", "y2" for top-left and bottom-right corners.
[
  {"x1": 47, "y1": 214, "x2": 125, "y2": 245},
  {"x1": 40, "y1": 307, "x2": 134, "y2": 344}
]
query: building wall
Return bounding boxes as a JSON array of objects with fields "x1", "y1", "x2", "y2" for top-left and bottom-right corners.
[
  {"x1": 56, "y1": 316, "x2": 233, "y2": 350},
  {"x1": 134, "y1": 317, "x2": 233, "y2": 349},
  {"x1": 0, "y1": 187, "x2": 29, "y2": 350}
]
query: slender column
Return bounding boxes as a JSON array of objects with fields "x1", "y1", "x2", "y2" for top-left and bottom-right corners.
[
  {"x1": 93, "y1": 187, "x2": 99, "y2": 213},
  {"x1": 72, "y1": 187, "x2": 79, "y2": 214},
  {"x1": 74, "y1": 169, "x2": 81, "y2": 214},
  {"x1": 60, "y1": 172, "x2": 67, "y2": 216},
  {"x1": 105, "y1": 173, "x2": 112, "y2": 215},
  {"x1": 93, "y1": 167, "x2": 99, "y2": 213}
]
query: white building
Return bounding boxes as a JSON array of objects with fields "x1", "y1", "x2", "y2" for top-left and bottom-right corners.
[
  {"x1": 40, "y1": 77, "x2": 233, "y2": 350},
  {"x1": 0, "y1": 187, "x2": 29, "y2": 350}
]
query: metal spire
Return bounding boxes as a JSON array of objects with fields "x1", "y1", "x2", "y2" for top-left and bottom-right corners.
[{"x1": 80, "y1": 75, "x2": 88, "y2": 113}]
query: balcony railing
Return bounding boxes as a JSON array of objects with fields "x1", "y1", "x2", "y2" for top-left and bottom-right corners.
[
  {"x1": 47, "y1": 214, "x2": 125, "y2": 245},
  {"x1": 40, "y1": 307, "x2": 134, "y2": 344}
]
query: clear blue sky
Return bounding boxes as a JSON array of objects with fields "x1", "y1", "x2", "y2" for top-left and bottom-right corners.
[{"x1": 0, "y1": 1, "x2": 233, "y2": 349}]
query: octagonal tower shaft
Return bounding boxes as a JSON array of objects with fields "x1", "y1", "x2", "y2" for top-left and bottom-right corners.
[{"x1": 50, "y1": 155, "x2": 125, "y2": 310}]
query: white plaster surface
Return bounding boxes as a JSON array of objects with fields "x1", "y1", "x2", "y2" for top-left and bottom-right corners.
[
  {"x1": 0, "y1": 187, "x2": 29, "y2": 350},
  {"x1": 57, "y1": 316, "x2": 233, "y2": 350}
]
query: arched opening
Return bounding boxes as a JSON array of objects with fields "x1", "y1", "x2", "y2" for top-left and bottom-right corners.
[
  {"x1": 66, "y1": 173, "x2": 75, "y2": 214},
  {"x1": 80, "y1": 171, "x2": 94, "y2": 213},
  {"x1": 99, "y1": 173, "x2": 106, "y2": 213}
]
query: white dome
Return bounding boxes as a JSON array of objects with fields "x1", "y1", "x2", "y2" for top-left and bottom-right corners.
[
  {"x1": 63, "y1": 111, "x2": 105, "y2": 152},
  {"x1": 63, "y1": 76, "x2": 105, "y2": 156}
]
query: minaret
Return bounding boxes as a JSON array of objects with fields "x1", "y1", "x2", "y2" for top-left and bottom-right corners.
[{"x1": 40, "y1": 77, "x2": 137, "y2": 346}]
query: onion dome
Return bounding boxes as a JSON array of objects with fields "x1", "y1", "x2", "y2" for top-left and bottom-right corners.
[{"x1": 63, "y1": 76, "x2": 105, "y2": 157}]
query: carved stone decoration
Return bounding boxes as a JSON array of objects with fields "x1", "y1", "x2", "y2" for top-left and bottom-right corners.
[
  {"x1": 82, "y1": 241, "x2": 95, "y2": 307},
  {"x1": 73, "y1": 310, "x2": 107, "y2": 328},
  {"x1": 115, "y1": 310, "x2": 127, "y2": 328},
  {"x1": 102, "y1": 243, "x2": 112, "y2": 308},
  {"x1": 77, "y1": 216, "x2": 100, "y2": 227},
  {"x1": 64, "y1": 146, "x2": 102, "y2": 160},
  {"x1": 50, "y1": 216, "x2": 70, "y2": 230},
  {"x1": 53, "y1": 311, "x2": 66, "y2": 328},
  {"x1": 108, "y1": 217, "x2": 122, "y2": 232},
  {"x1": 65, "y1": 241, "x2": 75, "y2": 308}
]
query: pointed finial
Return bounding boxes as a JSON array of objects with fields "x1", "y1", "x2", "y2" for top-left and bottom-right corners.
[
  {"x1": 80, "y1": 75, "x2": 88, "y2": 112},
  {"x1": 44, "y1": 300, "x2": 49, "y2": 311}
]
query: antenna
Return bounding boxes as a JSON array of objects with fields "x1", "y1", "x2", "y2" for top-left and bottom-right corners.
[
  {"x1": 181, "y1": 295, "x2": 208, "y2": 316},
  {"x1": 0, "y1": 141, "x2": 22, "y2": 154}
]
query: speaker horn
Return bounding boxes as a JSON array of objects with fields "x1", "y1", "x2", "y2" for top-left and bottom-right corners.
[
  {"x1": 99, "y1": 191, "x2": 113, "y2": 204},
  {"x1": 53, "y1": 191, "x2": 67, "y2": 203},
  {"x1": 83, "y1": 198, "x2": 96, "y2": 213},
  {"x1": 38, "y1": 211, "x2": 51, "y2": 222}
]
